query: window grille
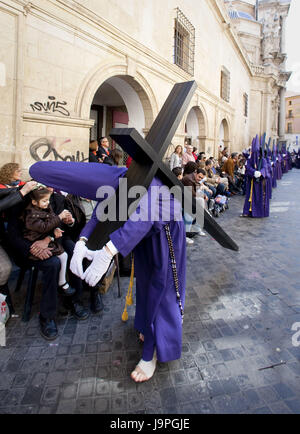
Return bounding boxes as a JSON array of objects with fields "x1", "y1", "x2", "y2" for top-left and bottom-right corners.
[{"x1": 174, "y1": 8, "x2": 195, "y2": 75}]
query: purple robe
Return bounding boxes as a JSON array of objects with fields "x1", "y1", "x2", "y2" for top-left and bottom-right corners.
[
  {"x1": 271, "y1": 161, "x2": 277, "y2": 189},
  {"x1": 296, "y1": 151, "x2": 300, "y2": 169},
  {"x1": 243, "y1": 158, "x2": 269, "y2": 218},
  {"x1": 30, "y1": 161, "x2": 186, "y2": 363},
  {"x1": 276, "y1": 155, "x2": 283, "y2": 180}
]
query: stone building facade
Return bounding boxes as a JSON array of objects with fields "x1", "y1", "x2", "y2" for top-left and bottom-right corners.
[
  {"x1": 285, "y1": 92, "x2": 300, "y2": 149},
  {"x1": 0, "y1": 0, "x2": 291, "y2": 171}
]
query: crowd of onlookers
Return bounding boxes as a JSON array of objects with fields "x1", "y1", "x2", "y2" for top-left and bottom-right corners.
[{"x1": 169, "y1": 142, "x2": 246, "y2": 244}]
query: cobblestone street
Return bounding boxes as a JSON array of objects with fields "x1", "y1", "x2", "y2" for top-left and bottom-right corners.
[{"x1": 1, "y1": 169, "x2": 300, "y2": 414}]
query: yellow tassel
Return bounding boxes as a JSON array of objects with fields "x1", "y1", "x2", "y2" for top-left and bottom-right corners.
[
  {"x1": 249, "y1": 178, "x2": 254, "y2": 212},
  {"x1": 122, "y1": 309, "x2": 129, "y2": 322},
  {"x1": 122, "y1": 256, "x2": 134, "y2": 322}
]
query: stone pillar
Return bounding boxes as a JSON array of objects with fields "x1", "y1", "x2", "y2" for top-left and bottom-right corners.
[
  {"x1": 279, "y1": 87, "x2": 286, "y2": 139},
  {"x1": 281, "y1": 15, "x2": 287, "y2": 54}
]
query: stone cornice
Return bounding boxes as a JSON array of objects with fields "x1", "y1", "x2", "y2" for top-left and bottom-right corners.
[{"x1": 23, "y1": 112, "x2": 95, "y2": 128}]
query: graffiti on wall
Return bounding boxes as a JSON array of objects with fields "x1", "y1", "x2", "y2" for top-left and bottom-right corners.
[
  {"x1": 30, "y1": 96, "x2": 70, "y2": 117},
  {"x1": 30, "y1": 137, "x2": 88, "y2": 162}
]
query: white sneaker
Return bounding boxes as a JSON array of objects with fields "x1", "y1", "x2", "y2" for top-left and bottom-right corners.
[
  {"x1": 191, "y1": 225, "x2": 206, "y2": 237},
  {"x1": 186, "y1": 237, "x2": 194, "y2": 245}
]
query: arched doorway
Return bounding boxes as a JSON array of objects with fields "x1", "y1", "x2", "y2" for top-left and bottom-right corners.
[
  {"x1": 185, "y1": 106, "x2": 206, "y2": 152},
  {"x1": 219, "y1": 118, "x2": 230, "y2": 153},
  {"x1": 89, "y1": 75, "x2": 154, "y2": 165}
]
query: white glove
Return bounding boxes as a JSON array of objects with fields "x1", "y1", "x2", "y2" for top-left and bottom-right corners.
[
  {"x1": 83, "y1": 242, "x2": 118, "y2": 288},
  {"x1": 254, "y1": 171, "x2": 261, "y2": 178},
  {"x1": 70, "y1": 240, "x2": 94, "y2": 279}
]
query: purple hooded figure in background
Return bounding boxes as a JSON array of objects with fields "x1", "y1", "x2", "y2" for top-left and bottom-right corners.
[
  {"x1": 271, "y1": 140, "x2": 278, "y2": 189},
  {"x1": 275, "y1": 144, "x2": 283, "y2": 180},
  {"x1": 242, "y1": 135, "x2": 269, "y2": 218}
]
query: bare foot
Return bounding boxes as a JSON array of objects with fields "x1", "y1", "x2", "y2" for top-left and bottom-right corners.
[{"x1": 131, "y1": 354, "x2": 157, "y2": 383}]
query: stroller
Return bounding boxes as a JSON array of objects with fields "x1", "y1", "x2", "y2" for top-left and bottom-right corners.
[{"x1": 212, "y1": 194, "x2": 229, "y2": 218}]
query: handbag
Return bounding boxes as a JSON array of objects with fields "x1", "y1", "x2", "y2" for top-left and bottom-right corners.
[{"x1": 98, "y1": 255, "x2": 121, "y2": 296}]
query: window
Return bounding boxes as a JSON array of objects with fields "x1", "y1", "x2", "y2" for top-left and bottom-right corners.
[
  {"x1": 288, "y1": 110, "x2": 293, "y2": 118},
  {"x1": 287, "y1": 123, "x2": 293, "y2": 133},
  {"x1": 289, "y1": 100, "x2": 292, "y2": 105},
  {"x1": 221, "y1": 67, "x2": 230, "y2": 102},
  {"x1": 174, "y1": 8, "x2": 195, "y2": 75},
  {"x1": 243, "y1": 93, "x2": 248, "y2": 117}
]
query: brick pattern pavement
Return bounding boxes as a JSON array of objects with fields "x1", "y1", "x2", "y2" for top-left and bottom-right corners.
[{"x1": 1, "y1": 170, "x2": 300, "y2": 414}]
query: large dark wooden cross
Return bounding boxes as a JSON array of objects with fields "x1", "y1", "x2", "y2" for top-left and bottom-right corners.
[{"x1": 87, "y1": 81, "x2": 238, "y2": 252}]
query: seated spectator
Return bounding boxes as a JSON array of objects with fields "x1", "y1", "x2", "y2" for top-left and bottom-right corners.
[
  {"x1": 183, "y1": 161, "x2": 198, "y2": 176},
  {"x1": 5, "y1": 185, "x2": 94, "y2": 340},
  {"x1": 89, "y1": 140, "x2": 101, "y2": 163},
  {"x1": 103, "y1": 149, "x2": 123, "y2": 166},
  {"x1": 0, "y1": 163, "x2": 25, "y2": 189},
  {"x1": 22, "y1": 186, "x2": 76, "y2": 297},
  {"x1": 192, "y1": 147, "x2": 199, "y2": 161},
  {"x1": 49, "y1": 189, "x2": 103, "y2": 316},
  {"x1": 182, "y1": 145, "x2": 196, "y2": 166},
  {"x1": 196, "y1": 152, "x2": 206, "y2": 164},
  {"x1": 204, "y1": 159, "x2": 227, "y2": 196},
  {"x1": 172, "y1": 167, "x2": 183, "y2": 180},
  {"x1": 170, "y1": 145, "x2": 183, "y2": 171},
  {"x1": 0, "y1": 178, "x2": 37, "y2": 315},
  {"x1": 182, "y1": 168, "x2": 208, "y2": 239}
]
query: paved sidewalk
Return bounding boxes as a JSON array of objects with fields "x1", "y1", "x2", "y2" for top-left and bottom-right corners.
[{"x1": 1, "y1": 169, "x2": 300, "y2": 414}]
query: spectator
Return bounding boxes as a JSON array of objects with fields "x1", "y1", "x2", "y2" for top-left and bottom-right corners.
[
  {"x1": 50, "y1": 190, "x2": 102, "y2": 316},
  {"x1": 196, "y1": 152, "x2": 206, "y2": 164},
  {"x1": 182, "y1": 145, "x2": 196, "y2": 166},
  {"x1": 22, "y1": 187, "x2": 76, "y2": 297},
  {"x1": 204, "y1": 159, "x2": 227, "y2": 195},
  {"x1": 0, "y1": 163, "x2": 25, "y2": 189},
  {"x1": 0, "y1": 179, "x2": 37, "y2": 315},
  {"x1": 182, "y1": 168, "x2": 207, "y2": 239},
  {"x1": 103, "y1": 149, "x2": 123, "y2": 166},
  {"x1": 89, "y1": 140, "x2": 101, "y2": 163},
  {"x1": 172, "y1": 167, "x2": 183, "y2": 180},
  {"x1": 170, "y1": 145, "x2": 183, "y2": 171},
  {"x1": 97, "y1": 137, "x2": 111, "y2": 163},
  {"x1": 183, "y1": 161, "x2": 198, "y2": 176},
  {"x1": 222, "y1": 152, "x2": 241, "y2": 193},
  {"x1": 192, "y1": 147, "x2": 199, "y2": 161},
  {"x1": 5, "y1": 185, "x2": 90, "y2": 340}
]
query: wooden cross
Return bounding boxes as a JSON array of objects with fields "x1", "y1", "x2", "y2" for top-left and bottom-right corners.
[{"x1": 87, "y1": 81, "x2": 238, "y2": 252}]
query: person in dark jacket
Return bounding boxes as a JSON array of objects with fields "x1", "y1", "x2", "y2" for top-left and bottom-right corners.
[
  {"x1": 0, "y1": 180, "x2": 37, "y2": 314},
  {"x1": 103, "y1": 149, "x2": 123, "y2": 166},
  {"x1": 89, "y1": 140, "x2": 101, "y2": 163},
  {"x1": 97, "y1": 137, "x2": 111, "y2": 162},
  {"x1": 22, "y1": 187, "x2": 76, "y2": 297}
]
